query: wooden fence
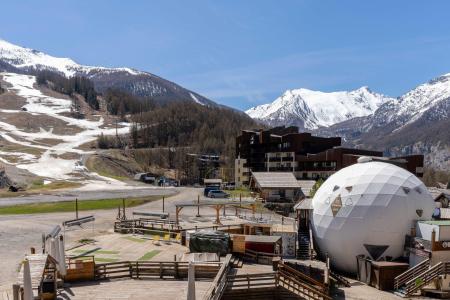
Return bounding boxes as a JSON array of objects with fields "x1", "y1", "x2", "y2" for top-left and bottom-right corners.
[{"x1": 95, "y1": 260, "x2": 222, "y2": 280}]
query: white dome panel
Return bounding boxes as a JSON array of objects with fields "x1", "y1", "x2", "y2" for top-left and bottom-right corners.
[{"x1": 311, "y1": 161, "x2": 434, "y2": 273}]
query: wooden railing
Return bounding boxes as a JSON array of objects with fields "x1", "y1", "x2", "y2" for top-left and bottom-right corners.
[
  {"x1": 202, "y1": 254, "x2": 232, "y2": 300},
  {"x1": 277, "y1": 269, "x2": 332, "y2": 300},
  {"x1": 278, "y1": 262, "x2": 327, "y2": 293},
  {"x1": 114, "y1": 219, "x2": 183, "y2": 234},
  {"x1": 226, "y1": 272, "x2": 276, "y2": 290},
  {"x1": 402, "y1": 261, "x2": 450, "y2": 296},
  {"x1": 244, "y1": 249, "x2": 279, "y2": 265},
  {"x1": 394, "y1": 258, "x2": 430, "y2": 290},
  {"x1": 95, "y1": 260, "x2": 222, "y2": 280}
]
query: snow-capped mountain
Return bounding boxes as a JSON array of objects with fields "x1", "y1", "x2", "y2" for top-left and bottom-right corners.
[
  {"x1": 246, "y1": 87, "x2": 392, "y2": 130},
  {"x1": 0, "y1": 39, "x2": 215, "y2": 105},
  {"x1": 316, "y1": 73, "x2": 450, "y2": 171}
]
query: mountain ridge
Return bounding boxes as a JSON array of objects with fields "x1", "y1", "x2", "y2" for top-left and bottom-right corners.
[
  {"x1": 0, "y1": 38, "x2": 216, "y2": 106},
  {"x1": 246, "y1": 86, "x2": 393, "y2": 130}
]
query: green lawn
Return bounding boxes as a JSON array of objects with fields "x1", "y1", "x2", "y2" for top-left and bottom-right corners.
[
  {"x1": 94, "y1": 257, "x2": 119, "y2": 263},
  {"x1": 0, "y1": 196, "x2": 162, "y2": 215},
  {"x1": 228, "y1": 187, "x2": 252, "y2": 198},
  {"x1": 72, "y1": 249, "x2": 120, "y2": 255},
  {"x1": 122, "y1": 236, "x2": 147, "y2": 243},
  {"x1": 138, "y1": 250, "x2": 161, "y2": 261}
]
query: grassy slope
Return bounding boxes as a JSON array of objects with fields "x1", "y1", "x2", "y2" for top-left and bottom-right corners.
[{"x1": 0, "y1": 195, "x2": 162, "y2": 215}]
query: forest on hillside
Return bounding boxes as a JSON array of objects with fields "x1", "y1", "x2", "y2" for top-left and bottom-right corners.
[
  {"x1": 36, "y1": 70, "x2": 259, "y2": 176},
  {"x1": 36, "y1": 70, "x2": 99, "y2": 109},
  {"x1": 128, "y1": 101, "x2": 257, "y2": 162}
]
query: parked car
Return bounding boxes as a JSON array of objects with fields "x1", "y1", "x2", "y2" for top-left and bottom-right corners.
[
  {"x1": 207, "y1": 190, "x2": 230, "y2": 198},
  {"x1": 204, "y1": 186, "x2": 220, "y2": 196}
]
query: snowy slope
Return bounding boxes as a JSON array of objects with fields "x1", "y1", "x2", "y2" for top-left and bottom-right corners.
[
  {"x1": 246, "y1": 86, "x2": 392, "y2": 129},
  {"x1": 315, "y1": 73, "x2": 450, "y2": 170},
  {"x1": 370, "y1": 73, "x2": 450, "y2": 129},
  {"x1": 0, "y1": 72, "x2": 130, "y2": 185},
  {"x1": 0, "y1": 39, "x2": 215, "y2": 106},
  {"x1": 0, "y1": 39, "x2": 140, "y2": 77}
]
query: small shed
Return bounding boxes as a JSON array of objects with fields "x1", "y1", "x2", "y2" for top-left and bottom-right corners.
[
  {"x1": 17, "y1": 254, "x2": 58, "y2": 299},
  {"x1": 250, "y1": 172, "x2": 303, "y2": 202},
  {"x1": 369, "y1": 261, "x2": 409, "y2": 291},
  {"x1": 244, "y1": 235, "x2": 282, "y2": 254}
]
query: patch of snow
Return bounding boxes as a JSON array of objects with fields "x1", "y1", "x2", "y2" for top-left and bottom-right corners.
[
  {"x1": 0, "y1": 72, "x2": 130, "y2": 182},
  {"x1": 190, "y1": 93, "x2": 205, "y2": 106},
  {"x1": 0, "y1": 39, "x2": 144, "y2": 78}
]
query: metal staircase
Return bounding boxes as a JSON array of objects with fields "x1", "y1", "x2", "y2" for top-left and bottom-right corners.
[{"x1": 297, "y1": 230, "x2": 311, "y2": 260}]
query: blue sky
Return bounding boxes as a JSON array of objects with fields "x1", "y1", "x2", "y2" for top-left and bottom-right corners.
[{"x1": 1, "y1": 1, "x2": 450, "y2": 110}]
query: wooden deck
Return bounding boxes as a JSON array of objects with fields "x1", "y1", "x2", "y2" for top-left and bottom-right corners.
[{"x1": 58, "y1": 279, "x2": 213, "y2": 300}]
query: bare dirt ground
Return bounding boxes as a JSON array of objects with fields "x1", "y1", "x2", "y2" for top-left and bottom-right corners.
[{"x1": 0, "y1": 187, "x2": 227, "y2": 291}]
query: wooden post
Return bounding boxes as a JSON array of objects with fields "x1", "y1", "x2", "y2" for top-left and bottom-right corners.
[
  {"x1": 196, "y1": 195, "x2": 200, "y2": 217},
  {"x1": 432, "y1": 229, "x2": 436, "y2": 251},
  {"x1": 12, "y1": 284, "x2": 19, "y2": 300},
  {"x1": 75, "y1": 198, "x2": 79, "y2": 219},
  {"x1": 214, "y1": 205, "x2": 223, "y2": 225},
  {"x1": 240, "y1": 193, "x2": 242, "y2": 208},
  {"x1": 162, "y1": 196, "x2": 165, "y2": 212},
  {"x1": 136, "y1": 261, "x2": 139, "y2": 279},
  {"x1": 122, "y1": 198, "x2": 126, "y2": 219}
]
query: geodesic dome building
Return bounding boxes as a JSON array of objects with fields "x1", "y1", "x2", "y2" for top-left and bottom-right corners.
[{"x1": 311, "y1": 159, "x2": 434, "y2": 273}]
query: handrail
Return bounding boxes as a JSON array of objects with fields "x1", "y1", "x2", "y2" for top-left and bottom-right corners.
[
  {"x1": 202, "y1": 254, "x2": 232, "y2": 300},
  {"x1": 277, "y1": 269, "x2": 332, "y2": 300},
  {"x1": 394, "y1": 258, "x2": 430, "y2": 290},
  {"x1": 403, "y1": 261, "x2": 445, "y2": 296},
  {"x1": 278, "y1": 262, "x2": 326, "y2": 291}
]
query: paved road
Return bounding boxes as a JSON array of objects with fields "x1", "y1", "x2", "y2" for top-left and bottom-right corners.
[{"x1": 0, "y1": 187, "x2": 177, "y2": 206}]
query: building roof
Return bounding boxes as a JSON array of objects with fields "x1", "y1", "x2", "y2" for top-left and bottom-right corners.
[
  {"x1": 297, "y1": 180, "x2": 316, "y2": 197},
  {"x1": 429, "y1": 187, "x2": 450, "y2": 199},
  {"x1": 204, "y1": 179, "x2": 222, "y2": 184},
  {"x1": 244, "y1": 235, "x2": 281, "y2": 243},
  {"x1": 294, "y1": 198, "x2": 313, "y2": 210},
  {"x1": 420, "y1": 220, "x2": 450, "y2": 226},
  {"x1": 435, "y1": 192, "x2": 450, "y2": 201},
  {"x1": 251, "y1": 172, "x2": 301, "y2": 189}
]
